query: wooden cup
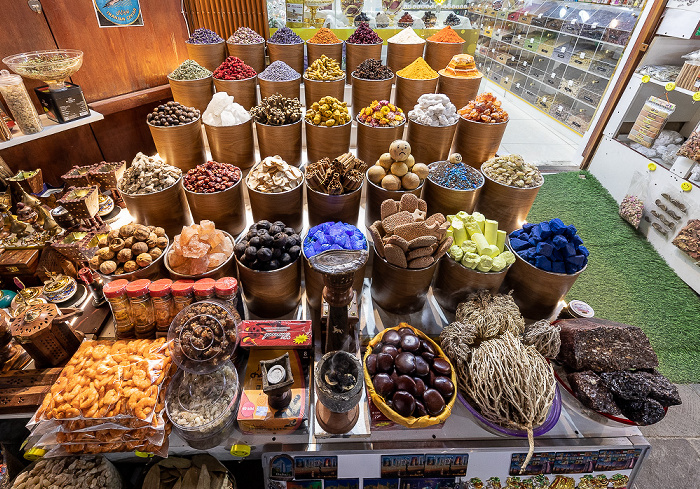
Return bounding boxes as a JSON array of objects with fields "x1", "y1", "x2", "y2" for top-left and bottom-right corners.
[
  {"x1": 246, "y1": 171, "x2": 304, "y2": 232},
  {"x1": 267, "y1": 42, "x2": 305, "y2": 76},
  {"x1": 350, "y1": 73, "x2": 394, "y2": 120},
  {"x1": 394, "y1": 75, "x2": 439, "y2": 113},
  {"x1": 236, "y1": 256, "x2": 302, "y2": 317},
  {"x1": 432, "y1": 256, "x2": 509, "y2": 313},
  {"x1": 452, "y1": 118, "x2": 508, "y2": 169},
  {"x1": 303, "y1": 242, "x2": 366, "y2": 310},
  {"x1": 422, "y1": 163, "x2": 484, "y2": 216},
  {"x1": 345, "y1": 43, "x2": 383, "y2": 82},
  {"x1": 186, "y1": 42, "x2": 227, "y2": 72},
  {"x1": 121, "y1": 178, "x2": 193, "y2": 238},
  {"x1": 437, "y1": 73, "x2": 482, "y2": 112},
  {"x1": 258, "y1": 77, "x2": 301, "y2": 101},
  {"x1": 405, "y1": 119, "x2": 458, "y2": 164},
  {"x1": 167, "y1": 75, "x2": 214, "y2": 113},
  {"x1": 307, "y1": 42, "x2": 344, "y2": 65},
  {"x1": 356, "y1": 118, "x2": 405, "y2": 169},
  {"x1": 475, "y1": 169, "x2": 543, "y2": 233},
  {"x1": 204, "y1": 119, "x2": 255, "y2": 170},
  {"x1": 255, "y1": 119, "x2": 303, "y2": 167},
  {"x1": 305, "y1": 120, "x2": 351, "y2": 164},
  {"x1": 213, "y1": 75, "x2": 258, "y2": 110},
  {"x1": 303, "y1": 75, "x2": 346, "y2": 108},
  {"x1": 227, "y1": 41, "x2": 266, "y2": 75},
  {"x1": 148, "y1": 118, "x2": 207, "y2": 172},
  {"x1": 306, "y1": 181, "x2": 364, "y2": 228},
  {"x1": 365, "y1": 177, "x2": 423, "y2": 230},
  {"x1": 370, "y1": 246, "x2": 438, "y2": 314},
  {"x1": 184, "y1": 177, "x2": 247, "y2": 238},
  {"x1": 386, "y1": 42, "x2": 425, "y2": 74},
  {"x1": 424, "y1": 40, "x2": 465, "y2": 72}
]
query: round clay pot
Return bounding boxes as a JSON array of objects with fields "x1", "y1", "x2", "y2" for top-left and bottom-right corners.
[
  {"x1": 422, "y1": 161, "x2": 484, "y2": 216},
  {"x1": 227, "y1": 41, "x2": 266, "y2": 75},
  {"x1": 303, "y1": 74, "x2": 346, "y2": 108},
  {"x1": 204, "y1": 119, "x2": 255, "y2": 170},
  {"x1": 246, "y1": 167, "x2": 304, "y2": 233},
  {"x1": 307, "y1": 41, "x2": 343, "y2": 65},
  {"x1": 356, "y1": 118, "x2": 405, "y2": 169},
  {"x1": 148, "y1": 118, "x2": 207, "y2": 172},
  {"x1": 386, "y1": 42, "x2": 425, "y2": 74},
  {"x1": 120, "y1": 178, "x2": 192, "y2": 239},
  {"x1": 306, "y1": 180, "x2": 364, "y2": 228},
  {"x1": 258, "y1": 77, "x2": 301, "y2": 101},
  {"x1": 345, "y1": 42, "x2": 383, "y2": 82},
  {"x1": 437, "y1": 72, "x2": 482, "y2": 112},
  {"x1": 364, "y1": 175, "x2": 424, "y2": 230},
  {"x1": 236, "y1": 255, "x2": 302, "y2": 317},
  {"x1": 451, "y1": 117, "x2": 508, "y2": 169},
  {"x1": 184, "y1": 178, "x2": 247, "y2": 238},
  {"x1": 405, "y1": 119, "x2": 458, "y2": 165},
  {"x1": 424, "y1": 39, "x2": 465, "y2": 72},
  {"x1": 167, "y1": 75, "x2": 214, "y2": 113},
  {"x1": 255, "y1": 119, "x2": 303, "y2": 167},
  {"x1": 186, "y1": 41, "x2": 227, "y2": 72},
  {"x1": 351, "y1": 73, "x2": 394, "y2": 120}
]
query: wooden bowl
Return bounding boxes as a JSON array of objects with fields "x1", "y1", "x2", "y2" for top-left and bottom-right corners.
[
  {"x1": 394, "y1": 74, "x2": 438, "y2": 113},
  {"x1": 432, "y1": 255, "x2": 509, "y2": 313},
  {"x1": 303, "y1": 75, "x2": 345, "y2": 108},
  {"x1": 120, "y1": 178, "x2": 193, "y2": 238},
  {"x1": 255, "y1": 119, "x2": 303, "y2": 167},
  {"x1": 184, "y1": 178, "x2": 247, "y2": 238},
  {"x1": 213, "y1": 75, "x2": 258, "y2": 110},
  {"x1": 226, "y1": 41, "x2": 266, "y2": 75},
  {"x1": 267, "y1": 42, "x2": 304, "y2": 76},
  {"x1": 424, "y1": 40, "x2": 465, "y2": 72},
  {"x1": 306, "y1": 41, "x2": 343, "y2": 65},
  {"x1": 167, "y1": 75, "x2": 214, "y2": 113},
  {"x1": 437, "y1": 73, "x2": 482, "y2": 112},
  {"x1": 204, "y1": 119, "x2": 255, "y2": 170},
  {"x1": 304, "y1": 120, "x2": 351, "y2": 164},
  {"x1": 386, "y1": 42, "x2": 425, "y2": 74},
  {"x1": 186, "y1": 41, "x2": 227, "y2": 72},
  {"x1": 258, "y1": 77, "x2": 301, "y2": 101},
  {"x1": 246, "y1": 169, "x2": 304, "y2": 232},
  {"x1": 451, "y1": 117, "x2": 508, "y2": 169},
  {"x1": 422, "y1": 161, "x2": 484, "y2": 216},
  {"x1": 306, "y1": 180, "x2": 364, "y2": 228},
  {"x1": 356, "y1": 118, "x2": 405, "y2": 169},
  {"x1": 98, "y1": 234, "x2": 170, "y2": 284},
  {"x1": 148, "y1": 118, "x2": 207, "y2": 172},
  {"x1": 350, "y1": 73, "x2": 394, "y2": 120},
  {"x1": 370, "y1": 246, "x2": 438, "y2": 313},
  {"x1": 405, "y1": 119, "x2": 458, "y2": 164},
  {"x1": 365, "y1": 177, "x2": 424, "y2": 231},
  {"x1": 164, "y1": 230, "x2": 237, "y2": 280},
  {"x1": 236, "y1": 255, "x2": 302, "y2": 317},
  {"x1": 345, "y1": 43, "x2": 383, "y2": 82}
]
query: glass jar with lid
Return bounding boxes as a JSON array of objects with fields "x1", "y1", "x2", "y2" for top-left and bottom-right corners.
[
  {"x1": 193, "y1": 278, "x2": 216, "y2": 302},
  {"x1": 103, "y1": 279, "x2": 133, "y2": 339},
  {"x1": 125, "y1": 279, "x2": 155, "y2": 339},
  {"x1": 215, "y1": 277, "x2": 241, "y2": 323},
  {"x1": 149, "y1": 278, "x2": 174, "y2": 338},
  {"x1": 172, "y1": 280, "x2": 195, "y2": 314},
  {"x1": 0, "y1": 70, "x2": 42, "y2": 135}
]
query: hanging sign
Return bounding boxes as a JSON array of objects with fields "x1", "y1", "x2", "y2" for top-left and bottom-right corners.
[{"x1": 93, "y1": 0, "x2": 144, "y2": 28}]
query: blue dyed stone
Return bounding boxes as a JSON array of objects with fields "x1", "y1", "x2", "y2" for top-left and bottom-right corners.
[
  {"x1": 539, "y1": 221, "x2": 552, "y2": 239},
  {"x1": 567, "y1": 254, "x2": 586, "y2": 268},
  {"x1": 564, "y1": 225, "x2": 577, "y2": 237},
  {"x1": 578, "y1": 245, "x2": 589, "y2": 257},
  {"x1": 510, "y1": 238, "x2": 530, "y2": 251},
  {"x1": 549, "y1": 218, "x2": 566, "y2": 234},
  {"x1": 523, "y1": 222, "x2": 535, "y2": 232},
  {"x1": 564, "y1": 243, "x2": 576, "y2": 257},
  {"x1": 320, "y1": 243, "x2": 332, "y2": 252},
  {"x1": 551, "y1": 248, "x2": 564, "y2": 261},
  {"x1": 520, "y1": 248, "x2": 535, "y2": 261},
  {"x1": 552, "y1": 235, "x2": 568, "y2": 249},
  {"x1": 531, "y1": 225, "x2": 544, "y2": 241},
  {"x1": 535, "y1": 255, "x2": 552, "y2": 272},
  {"x1": 552, "y1": 261, "x2": 566, "y2": 274},
  {"x1": 510, "y1": 229, "x2": 523, "y2": 239},
  {"x1": 536, "y1": 241, "x2": 554, "y2": 257},
  {"x1": 572, "y1": 235, "x2": 584, "y2": 246},
  {"x1": 330, "y1": 244, "x2": 343, "y2": 250},
  {"x1": 528, "y1": 236, "x2": 538, "y2": 246}
]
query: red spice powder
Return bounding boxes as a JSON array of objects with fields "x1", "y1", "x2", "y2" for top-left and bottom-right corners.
[
  {"x1": 427, "y1": 26, "x2": 465, "y2": 43},
  {"x1": 309, "y1": 27, "x2": 342, "y2": 44}
]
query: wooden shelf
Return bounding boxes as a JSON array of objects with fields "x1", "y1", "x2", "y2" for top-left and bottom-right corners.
[{"x1": 0, "y1": 110, "x2": 104, "y2": 150}]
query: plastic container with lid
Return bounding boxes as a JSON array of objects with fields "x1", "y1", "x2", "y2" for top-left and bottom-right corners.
[
  {"x1": 0, "y1": 70, "x2": 42, "y2": 135},
  {"x1": 559, "y1": 299, "x2": 595, "y2": 319},
  {"x1": 167, "y1": 299, "x2": 238, "y2": 374},
  {"x1": 166, "y1": 361, "x2": 240, "y2": 449},
  {"x1": 103, "y1": 279, "x2": 134, "y2": 339},
  {"x1": 149, "y1": 278, "x2": 174, "y2": 337},
  {"x1": 214, "y1": 277, "x2": 240, "y2": 320},
  {"x1": 126, "y1": 279, "x2": 156, "y2": 339},
  {"x1": 171, "y1": 279, "x2": 195, "y2": 314},
  {"x1": 193, "y1": 278, "x2": 216, "y2": 301}
]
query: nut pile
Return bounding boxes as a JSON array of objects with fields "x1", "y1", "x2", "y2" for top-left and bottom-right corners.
[
  {"x1": 91, "y1": 223, "x2": 168, "y2": 275},
  {"x1": 305, "y1": 96, "x2": 350, "y2": 126},
  {"x1": 234, "y1": 220, "x2": 302, "y2": 271},
  {"x1": 458, "y1": 92, "x2": 509, "y2": 123},
  {"x1": 305, "y1": 153, "x2": 367, "y2": 194},
  {"x1": 147, "y1": 101, "x2": 200, "y2": 127},
  {"x1": 118, "y1": 153, "x2": 182, "y2": 194},
  {"x1": 168, "y1": 365, "x2": 238, "y2": 429},
  {"x1": 672, "y1": 219, "x2": 700, "y2": 260},
  {"x1": 168, "y1": 221, "x2": 234, "y2": 276},
  {"x1": 202, "y1": 92, "x2": 250, "y2": 126},
  {"x1": 305, "y1": 54, "x2": 344, "y2": 81},
  {"x1": 367, "y1": 139, "x2": 429, "y2": 191},
  {"x1": 250, "y1": 94, "x2": 302, "y2": 125},
  {"x1": 482, "y1": 154, "x2": 543, "y2": 188},
  {"x1": 369, "y1": 194, "x2": 453, "y2": 269},
  {"x1": 357, "y1": 100, "x2": 405, "y2": 127},
  {"x1": 354, "y1": 59, "x2": 393, "y2": 80},
  {"x1": 409, "y1": 93, "x2": 459, "y2": 127},
  {"x1": 247, "y1": 156, "x2": 303, "y2": 192},
  {"x1": 184, "y1": 161, "x2": 241, "y2": 193},
  {"x1": 10, "y1": 456, "x2": 121, "y2": 489}
]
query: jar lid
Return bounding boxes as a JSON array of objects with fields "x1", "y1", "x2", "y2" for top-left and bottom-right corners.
[
  {"x1": 568, "y1": 300, "x2": 594, "y2": 318},
  {"x1": 193, "y1": 280, "x2": 215, "y2": 296},
  {"x1": 103, "y1": 279, "x2": 129, "y2": 298},
  {"x1": 215, "y1": 277, "x2": 238, "y2": 295},
  {"x1": 0, "y1": 70, "x2": 22, "y2": 87},
  {"x1": 149, "y1": 278, "x2": 173, "y2": 297},
  {"x1": 125, "y1": 279, "x2": 151, "y2": 297},
  {"x1": 171, "y1": 280, "x2": 194, "y2": 296},
  {"x1": 195, "y1": 278, "x2": 216, "y2": 284}
]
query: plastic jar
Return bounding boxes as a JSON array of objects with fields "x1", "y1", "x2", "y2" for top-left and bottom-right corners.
[
  {"x1": 171, "y1": 280, "x2": 195, "y2": 314},
  {"x1": 103, "y1": 279, "x2": 133, "y2": 339},
  {"x1": 193, "y1": 278, "x2": 216, "y2": 301},
  {"x1": 0, "y1": 70, "x2": 42, "y2": 135},
  {"x1": 126, "y1": 279, "x2": 156, "y2": 339},
  {"x1": 214, "y1": 277, "x2": 239, "y2": 314},
  {"x1": 149, "y1": 279, "x2": 174, "y2": 338}
]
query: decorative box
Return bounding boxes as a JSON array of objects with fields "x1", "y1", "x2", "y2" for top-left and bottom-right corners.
[
  {"x1": 57, "y1": 186, "x2": 99, "y2": 220},
  {"x1": 51, "y1": 231, "x2": 103, "y2": 264},
  {"x1": 8, "y1": 169, "x2": 43, "y2": 194},
  {"x1": 89, "y1": 160, "x2": 126, "y2": 189},
  {"x1": 61, "y1": 164, "x2": 98, "y2": 188}
]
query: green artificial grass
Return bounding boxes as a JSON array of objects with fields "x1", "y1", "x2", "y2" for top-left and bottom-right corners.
[{"x1": 526, "y1": 170, "x2": 700, "y2": 383}]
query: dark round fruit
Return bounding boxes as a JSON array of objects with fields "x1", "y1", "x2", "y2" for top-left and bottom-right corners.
[
  {"x1": 432, "y1": 358, "x2": 452, "y2": 376},
  {"x1": 423, "y1": 388, "x2": 446, "y2": 416},
  {"x1": 414, "y1": 356, "x2": 430, "y2": 377},
  {"x1": 377, "y1": 352, "x2": 394, "y2": 372},
  {"x1": 395, "y1": 375, "x2": 417, "y2": 396},
  {"x1": 372, "y1": 342, "x2": 384, "y2": 354},
  {"x1": 390, "y1": 370, "x2": 399, "y2": 383},
  {"x1": 373, "y1": 373, "x2": 395, "y2": 398},
  {"x1": 414, "y1": 377, "x2": 426, "y2": 398},
  {"x1": 433, "y1": 376, "x2": 455, "y2": 399},
  {"x1": 381, "y1": 344, "x2": 399, "y2": 359},
  {"x1": 414, "y1": 400, "x2": 428, "y2": 417},
  {"x1": 366, "y1": 354, "x2": 378, "y2": 375},
  {"x1": 392, "y1": 391, "x2": 416, "y2": 417},
  {"x1": 395, "y1": 352, "x2": 416, "y2": 375},
  {"x1": 422, "y1": 351, "x2": 435, "y2": 363},
  {"x1": 383, "y1": 330, "x2": 401, "y2": 346},
  {"x1": 248, "y1": 236, "x2": 261, "y2": 248},
  {"x1": 398, "y1": 326, "x2": 414, "y2": 337},
  {"x1": 400, "y1": 334, "x2": 421, "y2": 352},
  {"x1": 421, "y1": 340, "x2": 436, "y2": 356}
]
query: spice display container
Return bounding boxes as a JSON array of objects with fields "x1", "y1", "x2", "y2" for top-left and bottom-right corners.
[
  {"x1": 213, "y1": 75, "x2": 258, "y2": 111},
  {"x1": 356, "y1": 119, "x2": 406, "y2": 170},
  {"x1": 422, "y1": 162, "x2": 484, "y2": 216},
  {"x1": 235, "y1": 253, "x2": 302, "y2": 317},
  {"x1": 305, "y1": 181, "x2": 363, "y2": 229},
  {"x1": 165, "y1": 230, "x2": 237, "y2": 281},
  {"x1": 345, "y1": 42, "x2": 383, "y2": 82},
  {"x1": 121, "y1": 178, "x2": 192, "y2": 238},
  {"x1": 246, "y1": 172, "x2": 304, "y2": 233},
  {"x1": 227, "y1": 41, "x2": 265, "y2": 75},
  {"x1": 172, "y1": 280, "x2": 195, "y2": 315},
  {"x1": 148, "y1": 117, "x2": 207, "y2": 172},
  {"x1": 405, "y1": 119, "x2": 457, "y2": 165},
  {"x1": 103, "y1": 279, "x2": 134, "y2": 339},
  {"x1": 0, "y1": 69, "x2": 42, "y2": 135},
  {"x1": 204, "y1": 119, "x2": 255, "y2": 170},
  {"x1": 303, "y1": 75, "x2": 345, "y2": 108},
  {"x1": 305, "y1": 120, "x2": 351, "y2": 163},
  {"x1": 364, "y1": 170, "x2": 422, "y2": 230},
  {"x1": 255, "y1": 119, "x2": 303, "y2": 167},
  {"x1": 351, "y1": 73, "x2": 394, "y2": 120},
  {"x1": 167, "y1": 74, "x2": 214, "y2": 113},
  {"x1": 149, "y1": 279, "x2": 174, "y2": 338},
  {"x1": 184, "y1": 177, "x2": 246, "y2": 238},
  {"x1": 186, "y1": 41, "x2": 227, "y2": 72},
  {"x1": 386, "y1": 43, "x2": 425, "y2": 74},
  {"x1": 267, "y1": 42, "x2": 304, "y2": 77},
  {"x1": 437, "y1": 73, "x2": 482, "y2": 114},
  {"x1": 451, "y1": 118, "x2": 508, "y2": 169},
  {"x1": 258, "y1": 77, "x2": 301, "y2": 101},
  {"x1": 394, "y1": 74, "x2": 439, "y2": 114},
  {"x1": 307, "y1": 41, "x2": 343, "y2": 65},
  {"x1": 424, "y1": 40, "x2": 465, "y2": 72},
  {"x1": 7, "y1": 169, "x2": 43, "y2": 195}
]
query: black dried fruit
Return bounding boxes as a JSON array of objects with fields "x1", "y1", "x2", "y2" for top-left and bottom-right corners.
[
  {"x1": 414, "y1": 356, "x2": 429, "y2": 377},
  {"x1": 395, "y1": 352, "x2": 416, "y2": 375},
  {"x1": 433, "y1": 376, "x2": 454, "y2": 399},
  {"x1": 383, "y1": 330, "x2": 401, "y2": 346},
  {"x1": 377, "y1": 352, "x2": 394, "y2": 372},
  {"x1": 423, "y1": 388, "x2": 446, "y2": 416},
  {"x1": 392, "y1": 391, "x2": 416, "y2": 417},
  {"x1": 257, "y1": 248, "x2": 272, "y2": 261},
  {"x1": 245, "y1": 246, "x2": 257, "y2": 260},
  {"x1": 401, "y1": 334, "x2": 421, "y2": 352},
  {"x1": 366, "y1": 354, "x2": 378, "y2": 375},
  {"x1": 373, "y1": 373, "x2": 395, "y2": 398},
  {"x1": 395, "y1": 375, "x2": 417, "y2": 396},
  {"x1": 432, "y1": 358, "x2": 452, "y2": 376},
  {"x1": 381, "y1": 344, "x2": 399, "y2": 359}
]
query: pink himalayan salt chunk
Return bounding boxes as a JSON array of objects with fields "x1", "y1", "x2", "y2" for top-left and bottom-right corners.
[
  {"x1": 168, "y1": 249, "x2": 187, "y2": 268},
  {"x1": 174, "y1": 255, "x2": 208, "y2": 275},
  {"x1": 180, "y1": 226, "x2": 198, "y2": 246},
  {"x1": 181, "y1": 235, "x2": 210, "y2": 259},
  {"x1": 208, "y1": 253, "x2": 228, "y2": 269},
  {"x1": 199, "y1": 220, "x2": 216, "y2": 241}
]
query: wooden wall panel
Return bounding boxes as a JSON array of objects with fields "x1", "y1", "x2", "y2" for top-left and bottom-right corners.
[{"x1": 183, "y1": 0, "x2": 270, "y2": 41}]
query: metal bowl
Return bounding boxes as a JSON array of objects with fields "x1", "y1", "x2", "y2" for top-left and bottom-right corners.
[
  {"x1": 164, "y1": 230, "x2": 236, "y2": 280},
  {"x1": 97, "y1": 233, "x2": 170, "y2": 283},
  {"x1": 3, "y1": 50, "x2": 83, "y2": 89}
]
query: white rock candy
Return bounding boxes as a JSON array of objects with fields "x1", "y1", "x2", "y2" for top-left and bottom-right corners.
[
  {"x1": 203, "y1": 92, "x2": 250, "y2": 126},
  {"x1": 409, "y1": 93, "x2": 459, "y2": 127}
]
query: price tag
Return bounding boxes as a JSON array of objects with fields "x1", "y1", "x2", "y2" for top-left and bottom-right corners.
[
  {"x1": 523, "y1": 61, "x2": 528, "y2": 66},
  {"x1": 516, "y1": 83, "x2": 521, "y2": 88},
  {"x1": 641, "y1": 75, "x2": 650, "y2": 83},
  {"x1": 693, "y1": 92, "x2": 700, "y2": 101},
  {"x1": 530, "y1": 37, "x2": 535, "y2": 43},
  {"x1": 24, "y1": 448, "x2": 46, "y2": 461},
  {"x1": 681, "y1": 182, "x2": 692, "y2": 192},
  {"x1": 665, "y1": 82, "x2": 676, "y2": 91},
  {"x1": 561, "y1": 46, "x2": 566, "y2": 53},
  {"x1": 542, "y1": 96, "x2": 548, "y2": 102},
  {"x1": 648, "y1": 162, "x2": 657, "y2": 171},
  {"x1": 580, "y1": 52, "x2": 586, "y2": 59},
  {"x1": 568, "y1": 80, "x2": 574, "y2": 87}
]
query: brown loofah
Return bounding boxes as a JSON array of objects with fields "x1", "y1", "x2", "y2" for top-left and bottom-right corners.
[
  {"x1": 425, "y1": 213, "x2": 446, "y2": 227},
  {"x1": 393, "y1": 221, "x2": 430, "y2": 241},
  {"x1": 407, "y1": 244, "x2": 437, "y2": 261},
  {"x1": 384, "y1": 243, "x2": 408, "y2": 268},
  {"x1": 417, "y1": 198, "x2": 427, "y2": 212},
  {"x1": 409, "y1": 255, "x2": 434, "y2": 269},
  {"x1": 399, "y1": 193, "x2": 420, "y2": 213},
  {"x1": 381, "y1": 210, "x2": 414, "y2": 234},
  {"x1": 408, "y1": 235, "x2": 438, "y2": 249},
  {"x1": 385, "y1": 235, "x2": 409, "y2": 252},
  {"x1": 434, "y1": 236, "x2": 454, "y2": 260},
  {"x1": 369, "y1": 221, "x2": 385, "y2": 257},
  {"x1": 380, "y1": 199, "x2": 400, "y2": 220}
]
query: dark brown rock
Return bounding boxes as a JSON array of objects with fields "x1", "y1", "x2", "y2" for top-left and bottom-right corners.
[{"x1": 568, "y1": 371, "x2": 622, "y2": 416}]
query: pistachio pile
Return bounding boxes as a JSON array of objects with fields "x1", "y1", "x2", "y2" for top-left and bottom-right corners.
[
  {"x1": 91, "y1": 223, "x2": 169, "y2": 276},
  {"x1": 305, "y1": 96, "x2": 351, "y2": 126},
  {"x1": 481, "y1": 154, "x2": 543, "y2": 188},
  {"x1": 250, "y1": 94, "x2": 302, "y2": 126},
  {"x1": 119, "y1": 153, "x2": 182, "y2": 194},
  {"x1": 305, "y1": 54, "x2": 344, "y2": 81}
]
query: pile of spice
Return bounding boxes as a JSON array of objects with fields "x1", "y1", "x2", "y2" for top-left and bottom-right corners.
[
  {"x1": 304, "y1": 222, "x2": 367, "y2": 257},
  {"x1": 357, "y1": 100, "x2": 405, "y2": 127},
  {"x1": 397, "y1": 57, "x2": 438, "y2": 80},
  {"x1": 376, "y1": 12, "x2": 390, "y2": 28},
  {"x1": 247, "y1": 155, "x2": 304, "y2": 192},
  {"x1": 305, "y1": 55, "x2": 344, "y2": 80},
  {"x1": 445, "y1": 13, "x2": 461, "y2": 26},
  {"x1": 309, "y1": 27, "x2": 342, "y2": 44},
  {"x1": 305, "y1": 153, "x2": 367, "y2": 194},
  {"x1": 168, "y1": 220, "x2": 234, "y2": 275},
  {"x1": 212, "y1": 56, "x2": 256, "y2": 79},
  {"x1": 409, "y1": 93, "x2": 458, "y2": 126},
  {"x1": 422, "y1": 11, "x2": 437, "y2": 28},
  {"x1": 427, "y1": 26, "x2": 465, "y2": 43},
  {"x1": 387, "y1": 27, "x2": 425, "y2": 44},
  {"x1": 347, "y1": 23, "x2": 382, "y2": 44},
  {"x1": 202, "y1": 92, "x2": 250, "y2": 126},
  {"x1": 258, "y1": 60, "x2": 300, "y2": 81},
  {"x1": 458, "y1": 92, "x2": 509, "y2": 123},
  {"x1": 119, "y1": 152, "x2": 182, "y2": 195},
  {"x1": 354, "y1": 59, "x2": 393, "y2": 80},
  {"x1": 482, "y1": 154, "x2": 543, "y2": 188},
  {"x1": 227, "y1": 27, "x2": 264, "y2": 44},
  {"x1": 184, "y1": 161, "x2": 241, "y2": 193},
  {"x1": 235, "y1": 220, "x2": 301, "y2": 271},
  {"x1": 429, "y1": 159, "x2": 483, "y2": 190},
  {"x1": 306, "y1": 96, "x2": 350, "y2": 126},
  {"x1": 186, "y1": 28, "x2": 223, "y2": 44},
  {"x1": 398, "y1": 13, "x2": 414, "y2": 28},
  {"x1": 367, "y1": 139, "x2": 429, "y2": 190},
  {"x1": 440, "y1": 54, "x2": 482, "y2": 79},
  {"x1": 169, "y1": 59, "x2": 212, "y2": 80},
  {"x1": 446, "y1": 212, "x2": 514, "y2": 272},
  {"x1": 269, "y1": 26, "x2": 303, "y2": 44},
  {"x1": 250, "y1": 94, "x2": 302, "y2": 125},
  {"x1": 147, "y1": 101, "x2": 200, "y2": 127}
]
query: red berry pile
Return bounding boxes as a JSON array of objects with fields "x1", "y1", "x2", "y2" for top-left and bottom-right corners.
[{"x1": 213, "y1": 56, "x2": 256, "y2": 80}]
